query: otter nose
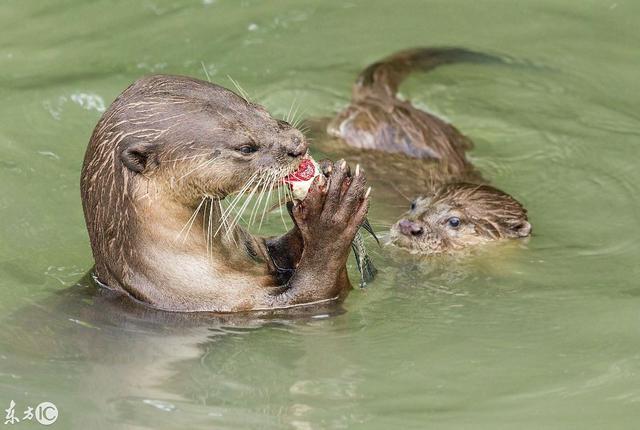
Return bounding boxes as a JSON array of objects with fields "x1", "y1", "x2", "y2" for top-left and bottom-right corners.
[
  {"x1": 398, "y1": 219, "x2": 424, "y2": 237},
  {"x1": 286, "y1": 135, "x2": 308, "y2": 158}
]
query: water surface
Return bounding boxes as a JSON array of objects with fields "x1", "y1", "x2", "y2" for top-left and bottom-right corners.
[{"x1": 1, "y1": 0, "x2": 639, "y2": 428}]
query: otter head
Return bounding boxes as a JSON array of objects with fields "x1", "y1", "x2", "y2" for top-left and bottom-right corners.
[
  {"x1": 81, "y1": 75, "x2": 307, "y2": 286},
  {"x1": 110, "y1": 75, "x2": 307, "y2": 203},
  {"x1": 389, "y1": 183, "x2": 531, "y2": 255}
]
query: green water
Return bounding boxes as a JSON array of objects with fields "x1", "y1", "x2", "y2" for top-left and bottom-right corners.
[{"x1": 1, "y1": 0, "x2": 640, "y2": 428}]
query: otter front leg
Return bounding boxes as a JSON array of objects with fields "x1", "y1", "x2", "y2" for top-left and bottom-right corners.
[
  {"x1": 264, "y1": 221, "x2": 304, "y2": 285},
  {"x1": 265, "y1": 160, "x2": 370, "y2": 307}
]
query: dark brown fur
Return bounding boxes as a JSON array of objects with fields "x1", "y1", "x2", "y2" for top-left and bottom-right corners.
[{"x1": 81, "y1": 75, "x2": 370, "y2": 312}]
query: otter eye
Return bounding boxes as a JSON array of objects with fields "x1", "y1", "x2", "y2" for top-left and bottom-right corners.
[
  {"x1": 447, "y1": 217, "x2": 461, "y2": 228},
  {"x1": 237, "y1": 144, "x2": 258, "y2": 155}
]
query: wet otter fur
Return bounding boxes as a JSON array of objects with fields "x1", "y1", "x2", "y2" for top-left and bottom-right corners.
[
  {"x1": 316, "y1": 47, "x2": 532, "y2": 254},
  {"x1": 80, "y1": 75, "x2": 370, "y2": 312},
  {"x1": 327, "y1": 48, "x2": 490, "y2": 171},
  {"x1": 388, "y1": 183, "x2": 531, "y2": 254}
]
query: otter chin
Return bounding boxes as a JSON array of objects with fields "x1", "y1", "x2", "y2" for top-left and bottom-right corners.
[
  {"x1": 80, "y1": 75, "x2": 370, "y2": 313},
  {"x1": 388, "y1": 183, "x2": 531, "y2": 255}
]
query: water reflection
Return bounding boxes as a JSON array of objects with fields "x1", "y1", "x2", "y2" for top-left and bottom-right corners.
[{"x1": 2, "y1": 274, "x2": 365, "y2": 428}]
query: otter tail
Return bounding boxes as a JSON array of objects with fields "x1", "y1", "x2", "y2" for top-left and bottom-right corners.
[{"x1": 354, "y1": 47, "x2": 506, "y2": 99}]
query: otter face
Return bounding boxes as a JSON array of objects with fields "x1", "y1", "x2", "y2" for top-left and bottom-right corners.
[
  {"x1": 389, "y1": 183, "x2": 531, "y2": 254},
  {"x1": 110, "y1": 75, "x2": 307, "y2": 203}
]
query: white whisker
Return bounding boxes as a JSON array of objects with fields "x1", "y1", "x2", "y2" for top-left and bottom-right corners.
[
  {"x1": 259, "y1": 170, "x2": 279, "y2": 230},
  {"x1": 290, "y1": 101, "x2": 304, "y2": 128},
  {"x1": 176, "y1": 196, "x2": 206, "y2": 242},
  {"x1": 276, "y1": 177, "x2": 288, "y2": 230},
  {"x1": 225, "y1": 174, "x2": 263, "y2": 236},
  {"x1": 214, "y1": 172, "x2": 259, "y2": 237},
  {"x1": 177, "y1": 156, "x2": 218, "y2": 181},
  {"x1": 206, "y1": 197, "x2": 212, "y2": 259},
  {"x1": 248, "y1": 172, "x2": 269, "y2": 226},
  {"x1": 164, "y1": 152, "x2": 210, "y2": 163},
  {"x1": 201, "y1": 61, "x2": 212, "y2": 83},
  {"x1": 227, "y1": 75, "x2": 250, "y2": 101},
  {"x1": 285, "y1": 96, "x2": 297, "y2": 123}
]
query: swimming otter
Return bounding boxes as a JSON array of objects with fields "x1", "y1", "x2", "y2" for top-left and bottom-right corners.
[
  {"x1": 80, "y1": 75, "x2": 370, "y2": 312},
  {"x1": 326, "y1": 48, "x2": 490, "y2": 173},
  {"x1": 388, "y1": 183, "x2": 531, "y2": 254},
  {"x1": 315, "y1": 47, "x2": 532, "y2": 254}
]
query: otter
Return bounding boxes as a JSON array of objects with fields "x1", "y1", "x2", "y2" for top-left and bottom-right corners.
[
  {"x1": 388, "y1": 183, "x2": 531, "y2": 254},
  {"x1": 312, "y1": 47, "x2": 532, "y2": 254},
  {"x1": 80, "y1": 75, "x2": 370, "y2": 313}
]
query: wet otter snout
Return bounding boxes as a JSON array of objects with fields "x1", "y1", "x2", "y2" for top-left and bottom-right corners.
[
  {"x1": 285, "y1": 133, "x2": 307, "y2": 158},
  {"x1": 397, "y1": 219, "x2": 424, "y2": 237},
  {"x1": 391, "y1": 217, "x2": 448, "y2": 254}
]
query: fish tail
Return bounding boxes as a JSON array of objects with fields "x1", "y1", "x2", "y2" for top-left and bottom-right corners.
[{"x1": 352, "y1": 231, "x2": 379, "y2": 288}]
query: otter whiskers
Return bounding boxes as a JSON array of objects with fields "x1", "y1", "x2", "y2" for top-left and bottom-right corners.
[
  {"x1": 226, "y1": 75, "x2": 251, "y2": 102},
  {"x1": 247, "y1": 172, "x2": 271, "y2": 226},
  {"x1": 215, "y1": 171, "x2": 260, "y2": 236},
  {"x1": 258, "y1": 169, "x2": 281, "y2": 230},
  {"x1": 225, "y1": 171, "x2": 270, "y2": 235},
  {"x1": 174, "y1": 166, "x2": 292, "y2": 252},
  {"x1": 201, "y1": 61, "x2": 212, "y2": 83},
  {"x1": 164, "y1": 151, "x2": 213, "y2": 164},
  {"x1": 217, "y1": 167, "x2": 293, "y2": 240},
  {"x1": 176, "y1": 155, "x2": 220, "y2": 181},
  {"x1": 248, "y1": 169, "x2": 280, "y2": 228},
  {"x1": 276, "y1": 174, "x2": 289, "y2": 230},
  {"x1": 291, "y1": 108, "x2": 306, "y2": 130},
  {"x1": 175, "y1": 196, "x2": 207, "y2": 243},
  {"x1": 284, "y1": 97, "x2": 307, "y2": 130},
  {"x1": 215, "y1": 197, "x2": 237, "y2": 247}
]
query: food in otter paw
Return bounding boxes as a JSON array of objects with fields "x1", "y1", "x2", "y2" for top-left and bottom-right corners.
[
  {"x1": 285, "y1": 157, "x2": 378, "y2": 287},
  {"x1": 79, "y1": 73, "x2": 375, "y2": 312},
  {"x1": 283, "y1": 156, "x2": 320, "y2": 200}
]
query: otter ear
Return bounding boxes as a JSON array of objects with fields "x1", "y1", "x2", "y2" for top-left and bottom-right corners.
[
  {"x1": 121, "y1": 143, "x2": 158, "y2": 173},
  {"x1": 513, "y1": 221, "x2": 532, "y2": 237}
]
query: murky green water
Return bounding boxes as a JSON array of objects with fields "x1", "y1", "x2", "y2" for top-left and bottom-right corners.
[{"x1": 2, "y1": 0, "x2": 640, "y2": 428}]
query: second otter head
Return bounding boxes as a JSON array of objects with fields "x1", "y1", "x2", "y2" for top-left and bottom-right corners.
[
  {"x1": 108, "y1": 75, "x2": 307, "y2": 203},
  {"x1": 389, "y1": 183, "x2": 531, "y2": 255}
]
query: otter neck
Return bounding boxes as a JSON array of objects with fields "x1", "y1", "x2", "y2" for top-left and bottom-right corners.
[{"x1": 139, "y1": 193, "x2": 259, "y2": 258}]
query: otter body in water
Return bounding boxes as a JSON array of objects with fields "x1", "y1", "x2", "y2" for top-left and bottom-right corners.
[
  {"x1": 315, "y1": 47, "x2": 532, "y2": 254},
  {"x1": 80, "y1": 75, "x2": 370, "y2": 312}
]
